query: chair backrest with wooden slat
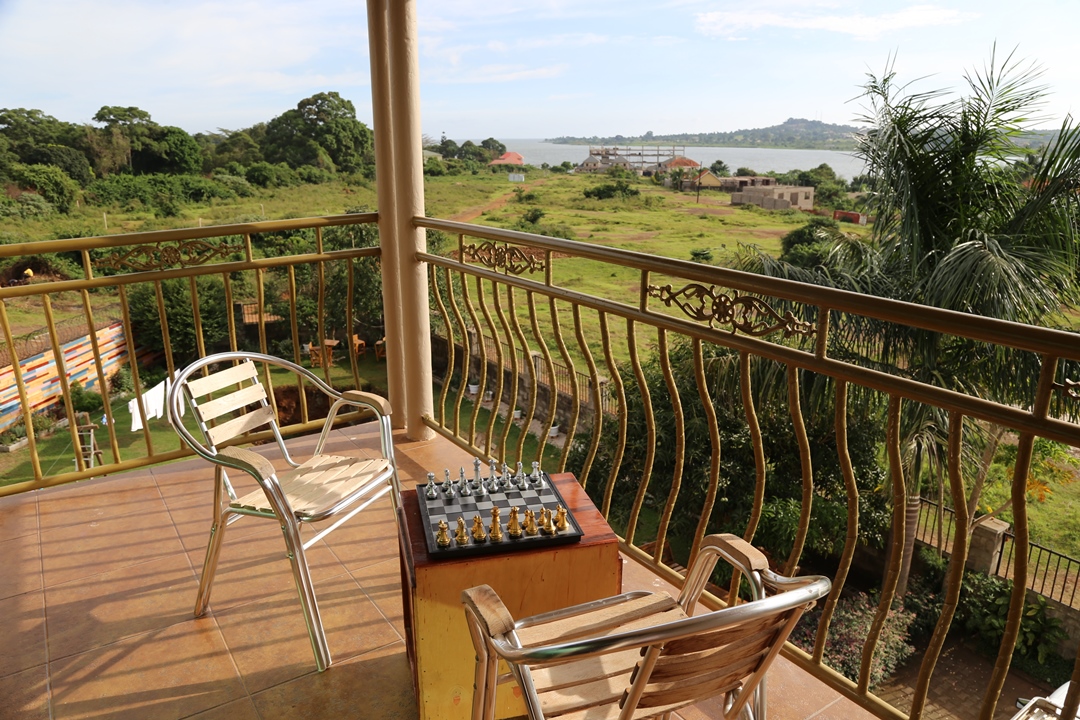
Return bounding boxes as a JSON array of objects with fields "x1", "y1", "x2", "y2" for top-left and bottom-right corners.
[
  {"x1": 183, "y1": 360, "x2": 281, "y2": 454},
  {"x1": 623, "y1": 601, "x2": 807, "y2": 719}
]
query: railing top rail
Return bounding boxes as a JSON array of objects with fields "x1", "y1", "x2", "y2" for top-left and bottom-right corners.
[
  {"x1": 0, "y1": 212, "x2": 379, "y2": 259},
  {"x1": 416, "y1": 216, "x2": 1080, "y2": 361}
]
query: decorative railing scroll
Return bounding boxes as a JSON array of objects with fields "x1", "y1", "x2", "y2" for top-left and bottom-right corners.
[
  {"x1": 95, "y1": 239, "x2": 245, "y2": 272},
  {"x1": 462, "y1": 241, "x2": 545, "y2": 275},
  {"x1": 647, "y1": 282, "x2": 816, "y2": 338}
]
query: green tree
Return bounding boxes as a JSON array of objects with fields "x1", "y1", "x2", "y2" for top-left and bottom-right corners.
[
  {"x1": 127, "y1": 275, "x2": 230, "y2": 365},
  {"x1": 481, "y1": 137, "x2": 507, "y2": 158},
  {"x1": 709, "y1": 159, "x2": 730, "y2": 176},
  {"x1": 93, "y1": 106, "x2": 157, "y2": 171},
  {"x1": 10, "y1": 163, "x2": 79, "y2": 212},
  {"x1": 24, "y1": 144, "x2": 93, "y2": 186},
  {"x1": 263, "y1": 92, "x2": 373, "y2": 173},
  {"x1": 734, "y1": 167, "x2": 758, "y2": 176}
]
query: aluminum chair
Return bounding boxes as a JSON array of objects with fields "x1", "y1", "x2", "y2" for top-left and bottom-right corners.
[
  {"x1": 462, "y1": 534, "x2": 831, "y2": 720},
  {"x1": 167, "y1": 351, "x2": 400, "y2": 671}
]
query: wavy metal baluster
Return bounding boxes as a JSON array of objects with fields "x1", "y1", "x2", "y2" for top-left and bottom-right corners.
[
  {"x1": 477, "y1": 278, "x2": 503, "y2": 460},
  {"x1": 80, "y1": 252, "x2": 119, "y2": 463},
  {"x1": 550, "y1": 296, "x2": 578, "y2": 473},
  {"x1": 445, "y1": 266, "x2": 470, "y2": 439},
  {"x1": 813, "y1": 380, "x2": 859, "y2": 663},
  {"x1": 42, "y1": 295, "x2": 85, "y2": 471},
  {"x1": 859, "y1": 395, "x2": 906, "y2": 694},
  {"x1": 784, "y1": 365, "x2": 813, "y2": 575},
  {"x1": 431, "y1": 265, "x2": 453, "y2": 428},
  {"x1": 729, "y1": 350, "x2": 766, "y2": 603},
  {"x1": 528, "y1": 290, "x2": 558, "y2": 464},
  {"x1": 287, "y1": 266, "x2": 309, "y2": 424},
  {"x1": 625, "y1": 319, "x2": 656, "y2": 548},
  {"x1": 652, "y1": 329, "x2": 684, "y2": 563},
  {"x1": 599, "y1": 311, "x2": 627, "y2": 518},
  {"x1": 118, "y1": 286, "x2": 153, "y2": 455},
  {"x1": 911, "y1": 411, "x2": 968, "y2": 719},
  {"x1": 508, "y1": 287, "x2": 535, "y2": 462},
  {"x1": 315, "y1": 228, "x2": 331, "y2": 387},
  {"x1": 573, "y1": 304, "x2": 603, "y2": 489},
  {"x1": 981, "y1": 356, "x2": 1058, "y2": 720},
  {"x1": 223, "y1": 273, "x2": 238, "y2": 353},
  {"x1": 461, "y1": 271, "x2": 486, "y2": 447},
  {"x1": 688, "y1": 339, "x2": 720, "y2": 569},
  {"x1": 347, "y1": 258, "x2": 360, "y2": 391},
  {"x1": 493, "y1": 281, "x2": 518, "y2": 461}
]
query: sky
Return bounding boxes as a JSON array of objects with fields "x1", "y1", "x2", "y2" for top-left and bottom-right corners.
[{"x1": 1, "y1": 0, "x2": 1077, "y2": 141}]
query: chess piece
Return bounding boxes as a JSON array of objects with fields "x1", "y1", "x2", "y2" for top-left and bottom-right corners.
[
  {"x1": 530, "y1": 461, "x2": 541, "y2": 485},
  {"x1": 523, "y1": 509, "x2": 538, "y2": 536},
  {"x1": 455, "y1": 517, "x2": 469, "y2": 546},
  {"x1": 515, "y1": 462, "x2": 527, "y2": 490},
  {"x1": 489, "y1": 507, "x2": 504, "y2": 542},
  {"x1": 489, "y1": 459, "x2": 500, "y2": 490},
  {"x1": 444, "y1": 469, "x2": 457, "y2": 498},
  {"x1": 501, "y1": 463, "x2": 511, "y2": 489},
  {"x1": 458, "y1": 466, "x2": 472, "y2": 496},
  {"x1": 554, "y1": 505, "x2": 569, "y2": 532},
  {"x1": 541, "y1": 508, "x2": 556, "y2": 535},
  {"x1": 436, "y1": 519, "x2": 451, "y2": 548},
  {"x1": 471, "y1": 515, "x2": 488, "y2": 542},
  {"x1": 473, "y1": 457, "x2": 483, "y2": 484},
  {"x1": 425, "y1": 472, "x2": 438, "y2": 499},
  {"x1": 507, "y1": 507, "x2": 523, "y2": 538}
]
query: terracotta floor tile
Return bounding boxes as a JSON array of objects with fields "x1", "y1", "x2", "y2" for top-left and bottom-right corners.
[
  {"x1": 212, "y1": 572, "x2": 402, "y2": 693},
  {"x1": 37, "y1": 472, "x2": 163, "y2": 532},
  {"x1": 350, "y1": 558, "x2": 407, "y2": 639},
  {"x1": 45, "y1": 553, "x2": 199, "y2": 661},
  {"x1": 0, "y1": 533, "x2": 42, "y2": 599},
  {"x1": 0, "y1": 664, "x2": 49, "y2": 720},
  {"x1": 0, "y1": 491, "x2": 38, "y2": 543},
  {"x1": 0, "y1": 590, "x2": 45, "y2": 678},
  {"x1": 39, "y1": 508, "x2": 186, "y2": 588},
  {"x1": 190, "y1": 525, "x2": 349, "y2": 614},
  {"x1": 317, "y1": 496, "x2": 400, "y2": 573},
  {"x1": 251, "y1": 641, "x2": 418, "y2": 720},
  {"x1": 183, "y1": 697, "x2": 262, "y2": 720},
  {"x1": 49, "y1": 619, "x2": 244, "y2": 720}
]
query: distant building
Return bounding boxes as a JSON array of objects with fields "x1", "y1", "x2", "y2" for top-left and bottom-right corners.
[
  {"x1": 731, "y1": 185, "x2": 815, "y2": 211},
  {"x1": 489, "y1": 151, "x2": 525, "y2": 166},
  {"x1": 576, "y1": 152, "x2": 632, "y2": 174},
  {"x1": 657, "y1": 156, "x2": 701, "y2": 172},
  {"x1": 718, "y1": 176, "x2": 777, "y2": 192},
  {"x1": 686, "y1": 169, "x2": 724, "y2": 190}
]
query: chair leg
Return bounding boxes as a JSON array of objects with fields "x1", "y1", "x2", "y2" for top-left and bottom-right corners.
[
  {"x1": 281, "y1": 520, "x2": 332, "y2": 671},
  {"x1": 195, "y1": 472, "x2": 230, "y2": 617}
]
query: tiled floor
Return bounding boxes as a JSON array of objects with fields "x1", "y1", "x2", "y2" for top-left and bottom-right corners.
[{"x1": 1, "y1": 425, "x2": 880, "y2": 720}]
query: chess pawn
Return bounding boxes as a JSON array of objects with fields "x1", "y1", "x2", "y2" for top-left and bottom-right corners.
[
  {"x1": 501, "y1": 463, "x2": 511, "y2": 488},
  {"x1": 507, "y1": 507, "x2": 523, "y2": 538},
  {"x1": 455, "y1": 517, "x2": 469, "y2": 546},
  {"x1": 554, "y1": 505, "x2": 569, "y2": 532},
  {"x1": 489, "y1": 507, "x2": 504, "y2": 542},
  {"x1": 515, "y1": 462, "x2": 527, "y2": 490},
  {"x1": 436, "y1": 519, "x2": 451, "y2": 548},
  {"x1": 458, "y1": 466, "x2": 472, "y2": 496},
  {"x1": 444, "y1": 469, "x2": 457, "y2": 498},
  {"x1": 425, "y1": 472, "x2": 438, "y2": 499},
  {"x1": 523, "y1": 509, "x2": 538, "y2": 536},
  {"x1": 471, "y1": 515, "x2": 488, "y2": 542},
  {"x1": 489, "y1": 459, "x2": 501, "y2": 490},
  {"x1": 530, "y1": 461, "x2": 541, "y2": 484}
]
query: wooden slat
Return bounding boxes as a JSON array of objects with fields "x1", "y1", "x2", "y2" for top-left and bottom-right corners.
[
  {"x1": 186, "y1": 360, "x2": 259, "y2": 398},
  {"x1": 530, "y1": 648, "x2": 642, "y2": 694},
  {"x1": 195, "y1": 383, "x2": 266, "y2": 422},
  {"x1": 659, "y1": 610, "x2": 790, "y2": 656},
  {"x1": 206, "y1": 405, "x2": 276, "y2": 446},
  {"x1": 230, "y1": 454, "x2": 390, "y2": 515},
  {"x1": 516, "y1": 593, "x2": 680, "y2": 648},
  {"x1": 648, "y1": 622, "x2": 780, "y2": 682}
]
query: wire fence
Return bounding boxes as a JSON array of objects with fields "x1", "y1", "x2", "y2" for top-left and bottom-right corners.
[{"x1": 917, "y1": 497, "x2": 1080, "y2": 609}]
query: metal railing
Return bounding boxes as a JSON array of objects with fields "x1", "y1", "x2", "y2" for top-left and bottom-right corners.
[
  {"x1": 415, "y1": 215, "x2": 1080, "y2": 720},
  {"x1": 997, "y1": 531, "x2": 1080, "y2": 609},
  {"x1": 0, "y1": 213, "x2": 380, "y2": 496}
]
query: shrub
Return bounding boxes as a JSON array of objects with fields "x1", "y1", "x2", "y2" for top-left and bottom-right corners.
[
  {"x1": 10, "y1": 163, "x2": 79, "y2": 212},
  {"x1": 583, "y1": 180, "x2": 640, "y2": 200},
  {"x1": 957, "y1": 572, "x2": 1066, "y2": 664},
  {"x1": 297, "y1": 165, "x2": 334, "y2": 184},
  {"x1": 68, "y1": 381, "x2": 105, "y2": 414},
  {"x1": 780, "y1": 217, "x2": 840, "y2": 255},
  {"x1": 690, "y1": 248, "x2": 713, "y2": 263},
  {"x1": 211, "y1": 174, "x2": 255, "y2": 197},
  {"x1": 110, "y1": 367, "x2": 133, "y2": 394},
  {"x1": 245, "y1": 161, "x2": 300, "y2": 188},
  {"x1": 790, "y1": 591, "x2": 915, "y2": 688}
]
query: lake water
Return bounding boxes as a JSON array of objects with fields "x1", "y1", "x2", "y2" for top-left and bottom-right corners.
[{"x1": 500, "y1": 138, "x2": 865, "y2": 181}]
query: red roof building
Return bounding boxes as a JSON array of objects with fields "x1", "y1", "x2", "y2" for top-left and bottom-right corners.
[{"x1": 488, "y1": 151, "x2": 525, "y2": 166}]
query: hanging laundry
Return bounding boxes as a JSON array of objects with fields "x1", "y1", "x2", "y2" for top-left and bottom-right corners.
[{"x1": 129, "y1": 378, "x2": 171, "y2": 432}]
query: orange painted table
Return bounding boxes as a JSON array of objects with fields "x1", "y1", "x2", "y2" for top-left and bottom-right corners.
[{"x1": 398, "y1": 472, "x2": 622, "y2": 720}]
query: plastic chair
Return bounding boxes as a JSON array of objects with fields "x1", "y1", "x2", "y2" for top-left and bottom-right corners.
[
  {"x1": 462, "y1": 534, "x2": 830, "y2": 720},
  {"x1": 167, "y1": 351, "x2": 400, "y2": 671}
]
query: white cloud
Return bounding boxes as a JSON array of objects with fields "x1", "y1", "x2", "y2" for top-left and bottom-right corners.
[
  {"x1": 437, "y1": 63, "x2": 570, "y2": 84},
  {"x1": 695, "y1": 4, "x2": 974, "y2": 41}
]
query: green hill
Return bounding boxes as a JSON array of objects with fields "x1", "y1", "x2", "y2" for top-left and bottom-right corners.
[{"x1": 547, "y1": 118, "x2": 861, "y2": 150}]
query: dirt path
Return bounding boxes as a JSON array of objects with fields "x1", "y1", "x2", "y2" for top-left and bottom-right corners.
[{"x1": 447, "y1": 179, "x2": 547, "y2": 223}]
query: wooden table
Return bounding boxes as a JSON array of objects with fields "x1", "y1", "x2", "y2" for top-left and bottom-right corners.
[{"x1": 398, "y1": 472, "x2": 622, "y2": 720}]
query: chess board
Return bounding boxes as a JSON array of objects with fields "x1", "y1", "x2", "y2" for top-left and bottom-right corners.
[{"x1": 414, "y1": 471, "x2": 584, "y2": 558}]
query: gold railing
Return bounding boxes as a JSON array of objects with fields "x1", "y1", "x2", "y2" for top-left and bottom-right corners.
[
  {"x1": 0, "y1": 213, "x2": 380, "y2": 496},
  {"x1": 416, "y1": 216, "x2": 1080, "y2": 720}
]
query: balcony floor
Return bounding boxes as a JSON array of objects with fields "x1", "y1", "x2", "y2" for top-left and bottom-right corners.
[{"x1": 1, "y1": 424, "x2": 881, "y2": 720}]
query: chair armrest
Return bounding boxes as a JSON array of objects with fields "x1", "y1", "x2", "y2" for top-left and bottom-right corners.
[
  {"x1": 680, "y1": 533, "x2": 769, "y2": 608},
  {"x1": 700, "y1": 533, "x2": 769, "y2": 573},
  {"x1": 462, "y1": 585, "x2": 516, "y2": 638},
  {"x1": 217, "y1": 446, "x2": 277, "y2": 481},
  {"x1": 342, "y1": 390, "x2": 392, "y2": 417}
]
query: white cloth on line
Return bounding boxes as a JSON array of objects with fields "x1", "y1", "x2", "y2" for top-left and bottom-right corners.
[{"x1": 128, "y1": 378, "x2": 180, "y2": 432}]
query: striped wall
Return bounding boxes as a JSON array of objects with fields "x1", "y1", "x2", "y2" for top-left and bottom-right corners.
[{"x1": 0, "y1": 322, "x2": 129, "y2": 433}]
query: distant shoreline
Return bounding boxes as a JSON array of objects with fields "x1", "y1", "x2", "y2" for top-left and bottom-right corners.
[{"x1": 542, "y1": 139, "x2": 859, "y2": 151}]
